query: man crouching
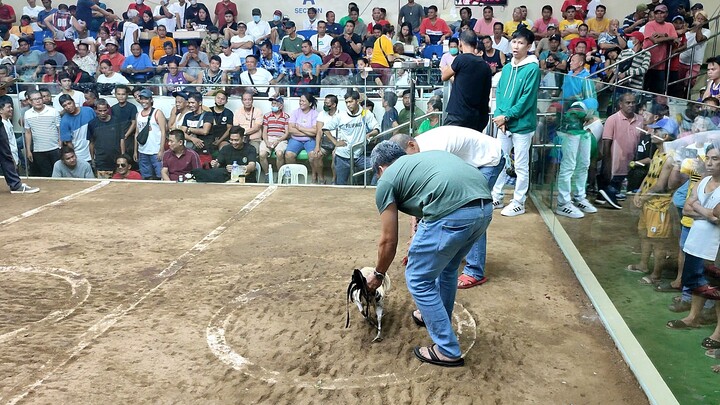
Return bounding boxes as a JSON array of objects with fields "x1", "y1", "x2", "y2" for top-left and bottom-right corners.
[{"x1": 366, "y1": 141, "x2": 493, "y2": 367}]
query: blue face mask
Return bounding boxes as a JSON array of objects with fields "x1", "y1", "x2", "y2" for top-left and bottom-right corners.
[
  {"x1": 449, "y1": 47, "x2": 458, "y2": 56},
  {"x1": 271, "y1": 106, "x2": 279, "y2": 112},
  {"x1": 273, "y1": 15, "x2": 281, "y2": 22},
  {"x1": 253, "y1": 15, "x2": 261, "y2": 23},
  {"x1": 627, "y1": 40, "x2": 634, "y2": 49}
]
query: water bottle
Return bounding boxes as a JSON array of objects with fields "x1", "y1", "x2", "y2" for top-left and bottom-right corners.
[
  {"x1": 282, "y1": 166, "x2": 291, "y2": 183},
  {"x1": 230, "y1": 160, "x2": 240, "y2": 182},
  {"x1": 268, "y1": 164, "x2": 274, "y2": 185},
  {"x1": 621, "y1": 178, "x2": 629, "y2": 194},
  {"x1": 177, "y1": 174, "x2": 184, "y2": 183}
]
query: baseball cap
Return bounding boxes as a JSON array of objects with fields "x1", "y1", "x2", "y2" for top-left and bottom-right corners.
[
  {"x1": 269, "y1": 96, "x2": 284, "y2": 104},
  {"x1": 0, "y1": 41, "x2": 10, "y2": 48},
  {"x1": 647, "y1": 117, "x2": 679, "y2": 137},
  {"x1": 691, "y1": 3, "x2": 704, "y2": 10},
  {"x1": 547, "y1": 23, "x2": 556, "y2": 28},
  {"x1": 284, "y1": 20, "x2": 295, "y2": 28},
  {"x1": 672, "y1": 15, "x2": 685, "y2": 22},
  {"x1": 654, "y1": 4, "x2": 668, "y2": 12},
  {"x1": 220, "y1": 39, "x2": 230, "y2": 48},
  {"x1": 636, "y1": 4, "x2": 648, "y2": 12},
  {"x1": 105, "y1": 37, "x2": 118, "y2": 46},
  {"x1": 43, "y1": 37, "x2": 55, "y2": 44},
  {"x1": 273, "y1": 9, "x2": 282, "y2": 16},
  {"x1": 252, "y1": 8, "x2": 261, "y2": 16},
  {"x1": 172, "y1": 90, "x2": 189, "y2": 99},
  {"x1": 627, "y1": 31, "x2": 644, "y2": 43},
  {"x1": 209, "y1": 26, "x2": 219, "y2": 33},
  {"x1": 138, "y1": 89, "x2": 153, "y2": 99},
  {"x1": 549, "y1": 34, "x2": 561, "y2": 42}
]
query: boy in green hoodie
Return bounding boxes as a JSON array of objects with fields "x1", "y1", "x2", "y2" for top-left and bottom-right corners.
[{"x1": 491, "y1": 28, "x2": 541, "y2": 217}]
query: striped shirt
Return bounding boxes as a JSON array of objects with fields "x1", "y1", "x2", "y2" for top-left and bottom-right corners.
[
  {"x1": 24, "y1": 106, "x2": 61, "y2": 152},
  {"x1": 262, "y1": 112, "x2": 289, "y2": 141},
  {"x1": 618, "y1": 49, "x2": 650, "y2": 90}
]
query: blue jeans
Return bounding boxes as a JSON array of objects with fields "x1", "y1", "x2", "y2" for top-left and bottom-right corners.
[
  {"x1": 407, "y1": 201, "x2": 493, "y2": 358},
  {"x1": 681, "y1": 252, "x2": 707, "y2": 291},
  {"x1": 138, "y1": 153, "x2": 162, "y2": 179},
  {"x1": 334, "y1": 154, "x2": 372, "y2": 185},
  {"x1": 463, "y1": 158, "x2": 505, "y2": 280}
]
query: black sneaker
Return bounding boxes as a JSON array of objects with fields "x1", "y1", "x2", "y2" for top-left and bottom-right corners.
[
  {"x1": 598, "y1": 189, "x2": 622, "y2": 209},
  {"x1": 595, "y1": 193, "x2": 607, "y2": 205}
]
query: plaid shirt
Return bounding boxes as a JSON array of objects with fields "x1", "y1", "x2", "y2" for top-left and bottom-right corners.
[{"x1": 258, "y1": 52, "x2": 288, "y2": 79}]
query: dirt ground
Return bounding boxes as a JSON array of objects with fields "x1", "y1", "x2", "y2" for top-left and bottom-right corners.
[{"x1": 0, "y1": 180, "x2": 647, "y2": 404}]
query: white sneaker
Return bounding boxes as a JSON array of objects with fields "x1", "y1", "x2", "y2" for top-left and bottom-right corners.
[
  {"x1": 574, "y1": 198, "x2": 598, "y2": 213},
  {"x1": 556, "y1": 203, "x2": 584, "y2": 219},
  {"x1": 501, "y1": 201, "x2": 525, "y2": 217},
  {"x1": 10, "y1": 183, "x2": 39, "y2": 194},
  {"x1": 492, "y1": 199, "x2": 504, "y2": 210}
]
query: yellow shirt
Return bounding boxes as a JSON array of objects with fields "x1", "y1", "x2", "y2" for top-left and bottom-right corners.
[
  {"x1": 559, "y1": 19, "x2": 581, "y2": 41},
  {"x1": 10, "y1": 25, "x2": 33, "y2": 37},
  {"x1": 370, "y1": 35, "x2": 394, "y2": 68},
  {"x1": 503, "y1": 20, "x2": 530, "y2": 37},
  {"x1": 587, "y1": 18, "x2": 610, "y2": 35},
  {"x1": 150, "y1": 36, "x2": 176, "y2": 62}
]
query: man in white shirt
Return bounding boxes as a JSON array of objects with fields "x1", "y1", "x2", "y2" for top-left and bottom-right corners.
[
  {"x1": 23, "y1": 0, "x2": 45, "y2": 32},
  {"x1": 310, "y1": 20, "x2": 332, "y2": 57},
  {"x1": 169, "y1": 0, "x2": 189, "y2": 30},
  {"x1": 154, "y1": 0, "x2": 177, "y2": 32},
  {"x1": 230, "y1": 21, "x2": 255, "y2": 59},
  {"x1": 240, "y1": 54, "x2": 273, "y2": 96},
  {"x1": 391, "y1": 126, "x2": 504, "y2": 288},
  {"x1": 218, "y1": 39, "x2": 241, "y2": 82},
  {"x1": 303, "y1": 7, "x2": 319, "y2": 30},
  {"x1": 247, "y1": 8, "x2": 271, "y2": 45},
  {"x1": 491, "y1": 21, "x2": 510, "y2": 54}
]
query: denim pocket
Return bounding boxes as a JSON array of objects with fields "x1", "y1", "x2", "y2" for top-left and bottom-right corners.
[{"x1": 437, "y1": 223, "x2": 473, "y2": 255}]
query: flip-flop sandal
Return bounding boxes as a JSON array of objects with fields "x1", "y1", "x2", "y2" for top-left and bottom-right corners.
[
  {"x1": 457, "y1": 274, "x2": 488, "y2": 289},
  {"x1": 655, "y1": 281, "x2": 681, "y2": 292},
  {"x1": 639, "y1": 276, "x2": 660, "y2": 285},
  {"x1": 702, "y1": 337, "x2": 720, "y2": 349},
  {"x1": 413, "y1": 345, "x2": 464, "y2": 367},
  {"x1": 706, "y1": 349, "x2": 720, "y2": 359},
  {"x1": 626, "y1": 264, "x2": 649, "y2": 274},
  {"x1": 411, "y1": 310, "x2": 426, "y2": 328},
  {"x1": 666, "y1": 319, "x2": 701, "y2": 329}
]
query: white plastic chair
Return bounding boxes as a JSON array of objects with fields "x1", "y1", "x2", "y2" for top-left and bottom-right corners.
[{"x1": 276, "y1": 164, "x2": 308, "y2": 184}]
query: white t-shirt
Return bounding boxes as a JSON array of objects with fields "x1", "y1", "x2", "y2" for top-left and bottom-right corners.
[
  {"x1": 97, "y1": 72, "x2": 130, "y2": 85},
  {"x1": 122, "y1": 22, "x2": 139, "y2": 57},
  {"x1": 230, "y1": 34, "x2": 255, "y2": 58},
  {"x1": 240, "y1": 67, "x2": 273, "y2": 94},
  {"x1": 168, "y1": 1, "x2": 189, "y2": 29},
  {"x1": 3, "y1": 118, "x2": 18, "y2": 164},
  {"x1": 219, "y1": 52, "x2": 242, "y2": 71},
  {"x1": 24, "y1": 106, "x2": 61, "y2": 152},
  {"x1": 246, "y1": 20, "x2": 271, "y2": 42},
  {"x1": 53, "y1": 90, "x2": 85, "y2": 114},
  {"x1": 415, "y1": 126, "x2": 502, "y2": 167},
  {"x1": 684, "y1": 176, "x2": 720, "y2": 260},
  {"x1": 309, "y1": 34, "x2": 332, "y2": 56},
  {"x1": 322, "y1": 109, "x2": 379, "y2": 159},
  {"x1": 154, "y1": 5, "x2": 177, "y2": 32},
  {"x1": 492, "y1": 36, "x2": 510, "y2": 55},
  {"x1": 680, "y1": 28, "x2": 712, "y2": 66},
  {"x1": 303, "y1": 19, "x2": 319, "y2": 30},
  {"x1": 137, "y1": 108, "x2": 164, "y2": 154},
  {"x1": 23, "y1": 5, "x2": 45, "y2": 31}
]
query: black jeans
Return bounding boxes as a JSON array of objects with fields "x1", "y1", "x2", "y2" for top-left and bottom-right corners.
[
  {"x1": 0, "y1": 128, "x2": 20, "y2": 190},
  {"x1": 30, "y1": 149, "x2": 60, "y2": 177},
  {"x1": 444, "y1": 113, "x2": 489, "y2": 133}
]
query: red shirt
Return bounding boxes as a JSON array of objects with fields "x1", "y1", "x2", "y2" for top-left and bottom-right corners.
[
  {"x1": 162, "y1": 148, "x2": 201, "y2": 181},
  {"x1": 112, "y1": 171, "x2": 143, "y2": 180},
  {"x1": 642, "y1": 21, "x2": 678, "y2": 70},
  {"x1": 101, "y1": 52, "x2": 126, "y2": 72},
  {"x1": 670, "y1": 34, "x2": 685, "y2": 71},
  {"x1": 0, "y1": 4, "x2": 16, "y2": 30},
  {"x1": 569, "y1": 36, "x2": 597, "y2": 53},
  {"x1": 128, "y1": 4, "x2": 152, "y2": 17},
  {"x1": 419, "y1": 18, "x2": 451, "y2": 37},
  {"x1": 214, "y1": 1, "x2": 237, "y2": 22},
  {"x1": 561, "y1": 0, "x2": 589, "y2": 21},
  {"x1": 262, "y1": 111, "x2": 289, "y2": 141},
  {"x1": 367, "y1": 19, "x2": 390, "y2": 33}
]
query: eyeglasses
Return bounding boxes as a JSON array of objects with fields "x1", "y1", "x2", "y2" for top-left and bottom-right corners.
[
  {"x1": 29, "y1": 97, "x2": 42, "y2": 101},
  {"x1": 116, "y1": 163, "x2": 127, "y2": 168}
]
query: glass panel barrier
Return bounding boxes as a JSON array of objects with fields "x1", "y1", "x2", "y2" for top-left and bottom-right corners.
[{"x1": 528, "y1": 68, "x2": 720, "y2": 403}]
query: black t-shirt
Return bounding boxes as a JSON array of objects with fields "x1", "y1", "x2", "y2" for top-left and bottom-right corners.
[
  {"x1": 208, "y1": 107, "x2": 234, "y2": 140},
  {"x1": 111, "y1": 102, "x2": 137, "y2": 155},
  {"x1": 183, "y1": 4, "x2": 210, "y2": 25},
  {"x1": 220, "y1": 22, "x2": 237, "y2": 36},
  {"x1": 447, "y1": 53, "x2": 492, "y2": 118},
  {"x1": 338, "y1": 34, "x2": 362, "y2": 62},
  {"x1": 88, "y1": 116, "x2": 125, "y2": 171},
  {"x1": 217, "y1": 143, "x2": 258, "y2": 182},
  {"x1": 183, "y1": 111, "x2": 214, "y2": 146}
]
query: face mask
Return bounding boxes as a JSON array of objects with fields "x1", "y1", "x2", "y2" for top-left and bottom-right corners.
[
  {"x1": 273, "y1": 15, "x2": 281, "y2": 22},
  {"x1": 191, "y1": 0, "x2": 197, "y2": 5},
  {"x1": 271, "y1": 106, "x2": 279, "y2": 112},
  {"x1": 627, "y1": 40, "x2": 634, "y2": 49},
  {"x1": 323, "y1": 105, "x2": 331, "y2": 112},
  {"x1": 135, "y1": 0, "x2": 143, "y2": 4},
  {"x1": 211, "y1": 33, "x2": 218, "y2": 40},
  {"x1": 253, "y1": 16, "x2": 261, "y2": 23},
  {"x1": 449, "y1": 48, "x2": 458, "y2": 56}
]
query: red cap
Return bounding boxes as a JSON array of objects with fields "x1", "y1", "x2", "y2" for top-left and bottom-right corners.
[
  {"x1": 273, "y1": 9, "x2": 282, "y2": 16},
  {"x1": 627, "y1": 31, "x2": 644, "y2": 43}
]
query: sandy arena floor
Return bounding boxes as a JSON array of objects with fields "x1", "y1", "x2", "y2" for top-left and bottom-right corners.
[{"x1": 0, "y1": 179, "x2": 647, "y2": 404}]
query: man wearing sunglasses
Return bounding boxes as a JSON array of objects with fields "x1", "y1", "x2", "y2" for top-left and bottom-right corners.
[
  {"x1": 642, "y1": 4, "x2": 678, "y2": 94},
  {"x1": 111, "y1": 154, "x2": 142, "y2": 180}
]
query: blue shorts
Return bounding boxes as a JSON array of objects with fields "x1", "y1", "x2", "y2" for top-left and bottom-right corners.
[
  {"x1": 286, "y1": 138, "x2": 316, "y2": 155},
  {"x1": 679, "y1": 224, "x2": 690, "y2": 249}
]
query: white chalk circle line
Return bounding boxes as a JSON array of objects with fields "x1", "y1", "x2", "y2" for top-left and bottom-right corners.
[
  {"x1": 206, "y1": 277, "x2": 477, "y2": 390},
  {"x1": 0, "y1": 266, "x2": 91, "y2": 344}
]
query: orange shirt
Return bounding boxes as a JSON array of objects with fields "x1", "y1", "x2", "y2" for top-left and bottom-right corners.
[{"x1": 150, "y1": 36, "x2": 176, "y2": 61}]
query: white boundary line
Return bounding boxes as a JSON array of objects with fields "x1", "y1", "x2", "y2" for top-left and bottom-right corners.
[
  {"x1": 206, "y1": 276, "x2": 477, "y2": 390},
  {"x1": 0, "y1": 181, "x2": 110, "y2": 227},
  {"x1": 3, "y1": 185, "x2": 277, "y2": 405},
  {"x1": 529, "y1": 193, "x2": 678, "y2": 405},
  {"x1": 0, "y1": 266, "x2": 91, "y2": 344}
]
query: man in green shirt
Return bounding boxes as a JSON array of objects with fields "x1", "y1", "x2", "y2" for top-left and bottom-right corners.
[
  {"x1": 279, "y1": 21, "x2": 304, "y2": 62},
  {"x1": 396, "y1": 89, "x2": 423, "y2": 132},
  {"x1": 367, "y1": 141, "x2": 493, "y2": 368}
]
